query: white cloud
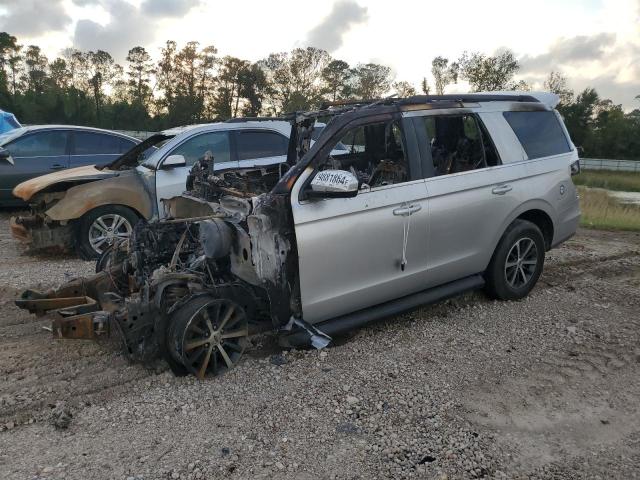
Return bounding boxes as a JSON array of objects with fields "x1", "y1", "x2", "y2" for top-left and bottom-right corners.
[
  {"x1": 0, "y1": 0, "x2": 70, "y2": 36},
  {"x1": 5, "y1": 0, "x2": 638, "y2": 108},
  {"x1": 305, "y1": 1, "x2": 368, "y2": 53}
]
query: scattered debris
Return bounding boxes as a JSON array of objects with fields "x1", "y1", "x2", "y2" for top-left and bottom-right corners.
[{"x1": 49, "y1": 402, "x2": 73, "y2": 430}]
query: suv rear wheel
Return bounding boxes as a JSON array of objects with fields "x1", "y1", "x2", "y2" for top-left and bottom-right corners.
[
  {"x1": 484, "y1": 219, "x2": 545, "y2": 300},
  {"x1": 76, "y1": 205, "x2": 139, "y2": 260}
]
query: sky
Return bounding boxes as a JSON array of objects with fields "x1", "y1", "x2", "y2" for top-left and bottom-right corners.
[{"x1": 0, "y1": 0, "x2": 638, "y2": 109}]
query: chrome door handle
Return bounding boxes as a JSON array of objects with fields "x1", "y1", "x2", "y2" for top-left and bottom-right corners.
[
  {"x1": 50, "y1": 164, "x2": 65, "y2": 170},
  {"x1": 393, "y1": 204, "x2": 422, "y2": 216},
  {"x1": 492, "y1": 184, "x2": 512, "y2": 195}
]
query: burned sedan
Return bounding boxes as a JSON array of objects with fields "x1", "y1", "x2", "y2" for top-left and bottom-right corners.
[
  {"x1": 16, "y1": 93, "x2": 581, "y2": 378},
  {"x1": 10, "y1": 120, "x2": 293, "y2": 259}
]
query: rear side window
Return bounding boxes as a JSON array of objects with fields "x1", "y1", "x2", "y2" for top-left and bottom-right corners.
[
  {"x1": 74, "y1": 132, "x2": 122, "y2": 155},
  {"x1": 420, "y1": 114, "x2": 500, "y2": 176},
  {"x1": 503, "y1": 111, "x2": 571, "y2": 159},
  {"x1": 7, "y1": 131, "x2": 67, "y2": 157},
  {"x1": 236, "y1": 131, "x2": 288, "y2": 160}
]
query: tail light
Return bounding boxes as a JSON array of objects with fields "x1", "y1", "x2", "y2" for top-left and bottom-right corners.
[{"x1": 570, "y1": 160, "x2": 581, "y2": 176}]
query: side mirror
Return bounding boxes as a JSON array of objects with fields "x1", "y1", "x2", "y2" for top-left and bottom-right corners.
[
  {"x1": 307, "y1": 169, "x2": 359, "y2": 198},
  {"x1": 0, "y1": 148, "x2": 14, "y2": 165},
  {"x1": 163, "y1": 154, "x2": 186, "y2": 168}
]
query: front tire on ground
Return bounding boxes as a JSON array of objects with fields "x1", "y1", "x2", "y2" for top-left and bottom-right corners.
[
  {"x1": 167, "y1": 295, "x2": 249, "y2": 379},
  {"x1": 76, "y1": 205, "x2": 139, "y2": 260},
  {"x1": 484, "y1": 219, "x2": 545, "y2": 301}
]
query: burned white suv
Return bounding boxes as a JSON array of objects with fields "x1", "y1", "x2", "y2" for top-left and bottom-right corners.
[{"x1": 17, "y1": 92, "x2": 580, "y2": 378}]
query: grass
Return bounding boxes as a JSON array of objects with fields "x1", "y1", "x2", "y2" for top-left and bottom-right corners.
[
  {"x1": 578, "y1": 187, "x2": 640, "y2": 232},
  {"x1": 573, "y1": 169, "x2": 640, "y2": 192}
]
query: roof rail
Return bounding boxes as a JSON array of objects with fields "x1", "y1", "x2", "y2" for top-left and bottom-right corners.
[
  {"x1": 321, "y1": 94, "x2": 540, "y2": 110},
  {"x1": 398, "y1": 94, "x2": 540, "y2": 104},
  {"x1": 224, "y1": 116, "x2": 291, "y2": 123}
]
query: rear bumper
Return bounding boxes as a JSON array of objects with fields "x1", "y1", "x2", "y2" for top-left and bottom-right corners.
[
  {"x1": 10, "y1": 215, "x2": 74, "y2": 250},
  {"x1": 552, "y1": 201, "x2": 581, "y2": 249}
]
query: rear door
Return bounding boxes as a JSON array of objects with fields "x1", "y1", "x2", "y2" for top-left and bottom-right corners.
[
  {"x1": 0, "y1": 129, "x2": 70, "y2": 202},
  {"x1": 154, "y1": 130, "x2": 234, "y2": 215},
  {"x1": 407, "y1": 110, "x2": 527, "y2": 287},
  {"x1": 291, "y1": 116, "x2": 430, "y2": 324},
  {"x1": 69, "y1": 131, "x2": 132, "y2": 168},
  {"x1": 233, "y1": 129, "x2": 289, "y2": 169}
]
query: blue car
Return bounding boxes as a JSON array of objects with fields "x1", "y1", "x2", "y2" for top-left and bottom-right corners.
[{"x1": 0, "y1": 125, "x2": 139, "y2": 206}]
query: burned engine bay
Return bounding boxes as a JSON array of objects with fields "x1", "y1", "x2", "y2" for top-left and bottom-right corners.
[
  {"x1": 16, "y1": 148, "x2": 303, "y2": 378},
  {"x1": 14, "y1": 103, "x2": 402, "y2": 378}
]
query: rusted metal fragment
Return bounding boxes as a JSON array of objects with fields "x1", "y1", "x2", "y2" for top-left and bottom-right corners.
[
  {"x1": 15, "y1": 268, "x2": 125, "y2": 318},
  {"x1": 52, "y1": 311, "x2": 109, "y2": 339},
  {"x1": 162, "y1": 195, "x2": 221, "y2": 219},
  {"x1": 15, "y1": 296, "x2": 96, "y2": 317}
]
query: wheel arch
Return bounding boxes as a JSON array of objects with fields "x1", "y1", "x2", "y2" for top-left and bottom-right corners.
[
  {"x1": 516, "y1": 209, "x2": 554, "y2": 250},
  {"x1": 490, "y1": 200, "x2": 556, "y2": 257}
]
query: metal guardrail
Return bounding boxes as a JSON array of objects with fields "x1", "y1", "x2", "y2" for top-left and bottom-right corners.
[{"x1": 580, "y1": 158, "x2": 640, "y2": 172}]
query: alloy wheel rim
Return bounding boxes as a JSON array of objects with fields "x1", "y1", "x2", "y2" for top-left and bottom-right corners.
[
  {"x1": 504, "y1": 237, "x2": 538, "y2": 289},
  {"x1": 88, "y1": 214, "x2": 132, "y2": 254},
  {"x1": 182, "y1": 299, "x2": 248, "y2": 379}
]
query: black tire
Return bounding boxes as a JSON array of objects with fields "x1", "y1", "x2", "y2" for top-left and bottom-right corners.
[
  {"x1": 76, "y1": 205, "x2": 139, "y2": 260},
  {"x1": 484, "y1": 219, "x2": 545, "y2": 301}
]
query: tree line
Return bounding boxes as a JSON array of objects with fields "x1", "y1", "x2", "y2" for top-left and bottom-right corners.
[{"x1": 0, "y1": 32, "x2": 638, "y2": 159}]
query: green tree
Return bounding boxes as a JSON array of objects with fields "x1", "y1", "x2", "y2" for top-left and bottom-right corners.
[
  {"x1": 213, "y1": 56, "x2": 249, "y2": 119},
  {"x1": 421, "y1": 77, "x2": 431, "y2": 94},
  {"x1": 321, "y1": 59, "x2": 351, "y2": 102},
  {"x1": 457, "y1": 50, "x2": 520, "y2": 92},
  {"x1": 0, "y1": 32, "x2": 20, "y2": 99},
  {"x1": 126, "y1": 46, "x2": 154, "y2": 107},
  {"x1": 393, "y1": 80, "x2": 416, "y2": 97},
  {"x1": 544, "y1": 71, "x2": 573, "y2": 105},
  {"x1": 238, "y1": 63, "x2": 268, "y2": 117},
  {"x1": 431, "y1": 56, "x2": 458, "y2": 95},
  {"x1": 351, "y1": 63, "x2": 392, "y2": 99},
  {"x1": 87, "y1": 50, "x2": 116, "y2": 123},
  {"x1": 260, "y1": 47, "x2": 331, "y2": 113},
  {"x1": 156, "y1": 40, "x2": 178, "y2": 116},
  {"x1": 23, "y1": 45, "x2": 48, "y2": 94}
]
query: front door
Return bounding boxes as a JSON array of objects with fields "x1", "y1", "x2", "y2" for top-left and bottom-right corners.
[
  {"x1": 0, "y1": 130, "x2": 69, "y2": 203},
  {"x1": 292, "y1": 118, "x2": 430, "y2": 324},
  {"x1": 154, "y1": 130, "x2": 234, "y2": 216}
]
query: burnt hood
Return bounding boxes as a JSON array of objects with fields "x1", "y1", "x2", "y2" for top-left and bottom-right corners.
[{"x1": 12, "y1": 165, "x2": 119, "y2": 201}]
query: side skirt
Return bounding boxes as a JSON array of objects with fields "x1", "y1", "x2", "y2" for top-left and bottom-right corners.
[{"x1": 281, "y1": 274, "x2": 485, "y2": 347}]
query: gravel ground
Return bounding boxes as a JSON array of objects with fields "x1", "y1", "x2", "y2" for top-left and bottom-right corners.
[{"x1": 0, "y1": 209, "x2": 639, "y2": 480}]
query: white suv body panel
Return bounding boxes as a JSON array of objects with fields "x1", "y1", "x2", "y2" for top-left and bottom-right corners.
[{"x1": 292, "y1": 99, "x2": 581, "y2": 325}]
